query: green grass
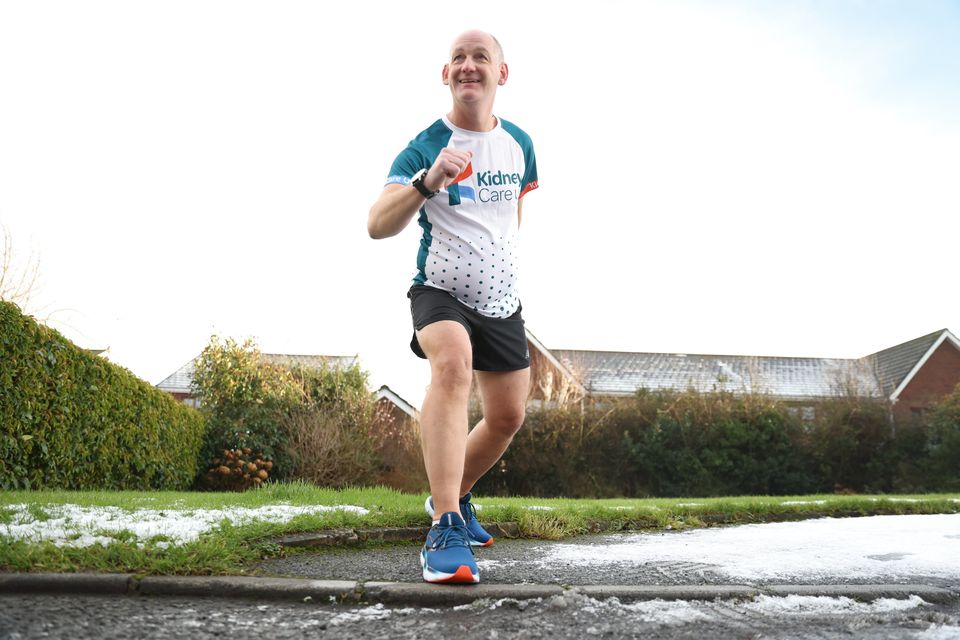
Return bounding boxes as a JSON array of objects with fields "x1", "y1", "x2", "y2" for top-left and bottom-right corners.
[{"x1": 1, "y1": 482, "x2": 957, "y2": 576}]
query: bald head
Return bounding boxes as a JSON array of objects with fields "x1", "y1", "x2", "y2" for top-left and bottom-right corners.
[{"x1": 450, "y1": 30, "x2": 504, "y2": 64}]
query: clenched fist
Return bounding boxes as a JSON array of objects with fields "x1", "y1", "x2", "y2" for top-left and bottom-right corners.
[{"x1": 424, "y1": 148, "x2": 472, "y2": 192}]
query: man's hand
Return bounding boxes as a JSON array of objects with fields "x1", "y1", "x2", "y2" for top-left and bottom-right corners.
[
  {"x1": 424, "y1": 149, "x2": 472, "y2": 192},
  {"x1": 368, "y1": 148, "x2": 473, "y2": 239}
]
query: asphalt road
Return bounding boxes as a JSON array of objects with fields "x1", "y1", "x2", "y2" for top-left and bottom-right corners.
[
  {"x1": 3, "y1": 591, "x2": 960, "y2": 640},
  {"x1": 3, "y1": 515, "x2": 959, "y2": 639}
]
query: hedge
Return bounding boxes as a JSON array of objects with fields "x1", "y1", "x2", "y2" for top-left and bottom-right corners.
[
  {"x1": 0, "y1": 300, "x2": 204, "y2": 489},
  {"x1": 474, "y1": 388, "x2": 960, "y2": 498}
]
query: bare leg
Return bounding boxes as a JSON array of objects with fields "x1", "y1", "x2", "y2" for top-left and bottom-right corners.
[
  {"x1": 416, "y1": 320, "x2": 474, "y2": 518},
  {"x1": 460, "y1": 367, "x2": 530, "y2": 496}
]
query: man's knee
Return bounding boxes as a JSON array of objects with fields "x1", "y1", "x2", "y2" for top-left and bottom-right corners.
[
  {"x1": 484, "y1": 405, "x2": 526, "y2": 437},
  {"x1": 429, "y1": 352, "x2": 473, "y2": 393}
]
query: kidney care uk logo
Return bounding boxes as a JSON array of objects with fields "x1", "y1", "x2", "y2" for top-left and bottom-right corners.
[{"x1": 447, "y1": 162, "x2": 521, "y2": 206}]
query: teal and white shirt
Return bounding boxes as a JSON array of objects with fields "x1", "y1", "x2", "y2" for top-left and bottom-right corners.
[{"x1": 386, "y1": 115, "x2": 538, "y2": 319}]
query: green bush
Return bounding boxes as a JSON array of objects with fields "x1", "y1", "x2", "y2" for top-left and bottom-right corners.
[
  {"x1": 191, "y1": 336, "x2": 381, "y2": 489},
  {"x1": 807, "y1": 397, "x2": 897, "y2": 493},
  {"x1": 0, "y1": 300, "x2": 204, "y2": 490},
  {"x1": 926, "y1": 383, "x2": 960, "y2": 491},
  {"x1": 475, "y1": 404, "x2": 634, "y2": 498},
  {"x1": 192, "y1": 336, "x2": 297, "y2": 485},
  {"x1": 624, "y1": 390, "x2": 816, "y2": 497},
  {"x1": 475, "y1": 387, "x2": 960, "y2": 498},
  {"x1": 281, "y1": 365, "x2": 380, "y2": 488}
]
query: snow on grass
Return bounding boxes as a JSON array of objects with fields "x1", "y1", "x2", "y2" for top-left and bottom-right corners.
[
  {"x1": 537, "y1": 513, "x2": 960, "y2": 581},
  {"x1": 0, "y1": 503, "x2": 369, "y2": 548}
]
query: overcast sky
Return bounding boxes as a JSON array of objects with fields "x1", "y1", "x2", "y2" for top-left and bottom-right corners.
[{"x1": 2, "y1": 0, "x2": 958, "y2": 408}]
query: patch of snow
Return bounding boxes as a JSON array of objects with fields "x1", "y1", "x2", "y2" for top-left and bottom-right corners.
[
  {"x1": 0, "y1": 503, "x2": 370, "y2": 548},
  {"x1": 537, "y1": 514, "x2": 960, "y2": 581},
  {"x1": 610, "y1": 598, "x2": 711, "y2": 624},
  {"x1": 915, "y1": 624, "x2": 960, "y2": 639},
  {"x1": 556, "y1": 594, "x2": 709, "y2": 625},
  {"x1": 476, "y1": 559, "x2": 520, "y2": 570},
  {"x1": 328, "y1": 603, "x2": 395, "y2": 625},
  {"x1": 742, "y1": 594, "x2": 927, "y2": 615},
  {"x1": 781, "y1": 500, "x2": 827, "y2": 505}
]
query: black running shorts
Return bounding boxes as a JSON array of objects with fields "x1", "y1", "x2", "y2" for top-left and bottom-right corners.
[{"x1": 408, "y1": 285, "x2": 530, "y2": 372}]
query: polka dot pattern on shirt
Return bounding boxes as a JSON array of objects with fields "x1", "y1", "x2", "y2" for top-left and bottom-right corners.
[{"x1": 425, "y1": 230, "x2": 519, "y2": 318}]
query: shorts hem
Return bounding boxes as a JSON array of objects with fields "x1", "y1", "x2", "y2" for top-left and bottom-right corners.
[{"x1": 473, "y1": 362, "x2": 531, "y2": 373}]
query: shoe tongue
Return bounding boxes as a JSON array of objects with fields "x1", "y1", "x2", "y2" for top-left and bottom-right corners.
[
  {"x1": 441, "y1": 511, "x2": 465, "y2": 527},
  {"x1": 459, "y1": 492, "x2": 472, "y2": 504}
]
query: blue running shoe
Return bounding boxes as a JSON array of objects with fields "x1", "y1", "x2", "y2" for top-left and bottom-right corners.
[
  {"x1": 425, "y1": 492, "x2": 494, "y2": 547},
  {"x1": 420, "y1": 512, "x2": 479, "y2": 584}
]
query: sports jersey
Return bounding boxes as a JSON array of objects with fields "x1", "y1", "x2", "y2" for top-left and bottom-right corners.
[{"x1": 386, "y1": 115, "x2": 538, "y2": 319}]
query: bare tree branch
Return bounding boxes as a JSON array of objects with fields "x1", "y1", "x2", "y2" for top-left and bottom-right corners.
[{"x1": 0, "y1": 223, "x2": 42, "y2": 311}]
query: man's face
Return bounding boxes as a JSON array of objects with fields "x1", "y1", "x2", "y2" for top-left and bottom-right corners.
[{"x1": 442, "y1": 31, "x2": 507, "y2": 106}]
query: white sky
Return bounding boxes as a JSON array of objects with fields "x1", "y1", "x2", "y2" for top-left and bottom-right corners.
[{"x1": 2, "y1": 1, "x2": 958, "y2": 408}]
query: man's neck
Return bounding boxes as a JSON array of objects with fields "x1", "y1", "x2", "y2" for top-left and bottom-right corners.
[{"x1": 447, "y1": 106, "x2": 497, "y2": 132}]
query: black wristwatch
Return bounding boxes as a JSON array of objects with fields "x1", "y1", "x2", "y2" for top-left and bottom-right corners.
[{"x1": 411, "y1": 168, "x2": 439, "y2": 199}]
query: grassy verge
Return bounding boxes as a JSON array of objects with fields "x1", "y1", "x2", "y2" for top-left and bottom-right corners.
[{"x1": 1, "y1": 483, "x2": 957, "y2": 575}]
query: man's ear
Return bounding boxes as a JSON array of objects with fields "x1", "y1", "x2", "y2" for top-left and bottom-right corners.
[
  {"x1": 498, "y1": 62, "x2": 509, "y2": 85},
  {"x1": 442, "y1": 64, "x2": 450, "y2": 85}
]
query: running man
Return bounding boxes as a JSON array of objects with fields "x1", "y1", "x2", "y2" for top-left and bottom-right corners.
[{"x1": 368, "y1": 30, "x2": 539, "y2": 584}]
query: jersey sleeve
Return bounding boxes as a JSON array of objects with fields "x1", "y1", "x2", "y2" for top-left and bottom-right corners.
[
  {"x1": 519, "y1": 144, "x2": 538, "y2": 198},
  {"x1": 499, "y1": 119, "x2": 539, "y2": 198},
  {"x1": 385, "y1": 146, "x2": 428, "y2": 187}
]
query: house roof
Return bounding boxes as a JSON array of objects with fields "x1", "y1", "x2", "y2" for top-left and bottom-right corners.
[
  {"x1": 156, "y1": 353, "x2": 359, "y2": 394},
  {"x1": 551, "y1": 349, "x2": 883, "y2": 401},
  {"x1": 524, "y1": 328, "x2": 588, "y2": 396},
  {"x1": 375, "y1": 385, "x2": 420, "y2": 419},
  {"x1": 866, "y1": 329, "x2": 954, "y2": 398}
]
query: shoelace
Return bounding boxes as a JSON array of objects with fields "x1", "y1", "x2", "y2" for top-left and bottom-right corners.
[
  {"x1": 462, "y1": 500, "x2": 478, "y2": 523},
  {"x1": 428, "y1": 524, "x2": 472, "y2": 551}
]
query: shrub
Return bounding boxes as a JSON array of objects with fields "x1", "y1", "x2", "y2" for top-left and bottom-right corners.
[
  {"x1": 0, "y1": 300, "x2": 204, "y2": 490},
  {"x1": 280, "y1": 364, "x2": 380, "y2": 488},
  {"x1": 807, "y1": 397, "x2": 895, "y2": 492},
  {"x1": 925, "y1": 382, "x2": 960, "y2": 491},
  {"x1": 191, "y1": 336, "x2": 296, "y2": 486},
  {"x1": 475, "y1": 403, "x2": 634, "y2": 498},
  {"x1": 191, "y1": 335, "x2": 384, "y2": 490},
  {"x1": 369, "y1": 400, "x2": 427, "y2": 493},
  {"x1": 623, "y1": 390, "x2": 816, "y2": 497}
]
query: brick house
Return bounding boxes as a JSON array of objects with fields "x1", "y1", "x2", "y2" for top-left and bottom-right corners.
[{"x1": 529, "y1": 329, "x2": 960, "y2": 421}]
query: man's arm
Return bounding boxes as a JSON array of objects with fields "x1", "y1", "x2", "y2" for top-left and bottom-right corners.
[
  {"x1": 368, "y1": 148, "x2": 473, "y2": 239},
  {"x1": 367, "y1": 184, "x2": 427, "y2": 239}
]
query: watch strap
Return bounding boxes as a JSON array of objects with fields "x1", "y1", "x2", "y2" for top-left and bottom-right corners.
[{"x1": 412, "y1": 169, "x2": 438, "y2": 199}]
